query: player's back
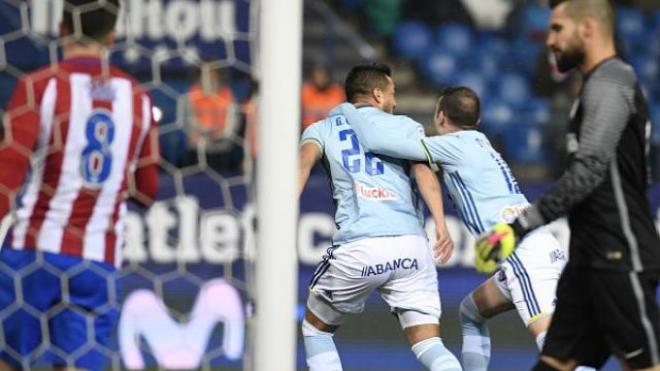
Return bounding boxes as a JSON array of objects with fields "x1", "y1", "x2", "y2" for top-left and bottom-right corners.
[
  {"x1": 425, "y1": 130, "x2": 529, "y2": 236},
  {"x1": 4, "y1": 57, "x2": 154, "y2": 267},
  {"x1": 302, "y1": 107, "x2": 425, "y2": 243}
]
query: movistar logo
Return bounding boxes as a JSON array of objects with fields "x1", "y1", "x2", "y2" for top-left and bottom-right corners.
[
  {"x1": 119, "y1": 278, "x2": 244, "y2": 369},
  {"x1": 361, "y1": 258, "x2": 419, "y2": 277}
]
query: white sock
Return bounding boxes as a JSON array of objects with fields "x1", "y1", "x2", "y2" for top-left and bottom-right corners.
[
  {"x1": 535, "y1": 331, "x2": 546, "y2": 351},
  {"x1": 302, "y1": 320, "x2": 342, "y2": 371},
  {"x1": 411, "y1": 337, "x2": 462, "y2": 371},
  {"x1": 460, "y1": 295, "x2": 490, "y2": 371}
]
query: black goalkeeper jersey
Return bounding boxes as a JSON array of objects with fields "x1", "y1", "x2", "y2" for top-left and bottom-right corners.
[{"x1": 525, "y1": 57, "x2": 660, "y2": 271}]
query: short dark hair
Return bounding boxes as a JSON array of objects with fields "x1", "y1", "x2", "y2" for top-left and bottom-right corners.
[
  {"x1": 437, "y1": 86, "x2": 480, "y2": 129},
  {"x1": 62, "y1": 0, "x2": 120, "y2": 42},
  {"x1": 549, "y1": 0, "x2": 567, "y2": 8},
  {"x1": 548, "y1": 0, "x2": 614, "y2": 36},
  {"x1": 344, "y1": 63, "x2": 392, "y2": 103}
]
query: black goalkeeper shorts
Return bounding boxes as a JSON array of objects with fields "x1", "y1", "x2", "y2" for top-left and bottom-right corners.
[{"x1": 541, "y1": 262, "x2": 660, "y2": 369}]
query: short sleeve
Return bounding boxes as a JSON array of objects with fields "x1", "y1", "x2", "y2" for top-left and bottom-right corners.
[
  {"x1": 423, "y1": 134, "x2": 464, "y2": 166},
  {"x1": 300, "y1": 120, "x2": 325, "y2": 151}
]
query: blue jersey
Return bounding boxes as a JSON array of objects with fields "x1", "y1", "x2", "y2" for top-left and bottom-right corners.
[
  {"x1": 338, "y1": 103, "x2": 529, "y2": 236},
  {"x1": 424, "y1": 131, "x2": 529, "y2": 235},
  {"x1": 301, "y1": 106, "x2": 426, "y2": 244}
]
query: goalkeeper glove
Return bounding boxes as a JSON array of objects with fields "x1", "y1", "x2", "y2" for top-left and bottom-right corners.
[{"x1": 474, "y1": 221, "x2": 525, "y2": 273}]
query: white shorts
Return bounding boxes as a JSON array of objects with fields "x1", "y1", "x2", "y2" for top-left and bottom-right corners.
[
  {"x1": 307, "y1": 234, "x2": 440, "y2": 325},
  {"x1": 494, "y1": 228, "x2": 567, "y2": 326}
]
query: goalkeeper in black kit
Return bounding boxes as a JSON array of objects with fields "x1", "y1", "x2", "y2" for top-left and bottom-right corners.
[{"x1": 475, "y1": 0, "x2": 660, "y2": 370}]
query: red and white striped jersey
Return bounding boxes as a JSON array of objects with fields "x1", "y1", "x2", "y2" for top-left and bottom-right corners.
[{"x1": 0, "y1": 56, "x2": 159, "y2": 268}]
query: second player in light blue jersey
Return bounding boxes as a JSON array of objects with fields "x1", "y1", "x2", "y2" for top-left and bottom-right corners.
[
  {"x1": 298, "y1": 64, "x2": 461, "y2": 371},
  {"x1": 336, "y1": 87, "x2": 585, "y2": 371}
]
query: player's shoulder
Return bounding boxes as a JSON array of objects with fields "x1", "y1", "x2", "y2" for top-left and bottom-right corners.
[
  {"x1": 589, "y1": 58, "x2": 637, "y2": 88},
  {"x1": 19, "y1": 64, "x2": 62, "y2": 88},
  {"x1": 396, "y1": 115, "x2": 425, "y2": 134},
  {"x1": 434, "y1": 129, "x2": 480, "y2": 143},
  {"x1": 366, "y1": 109, "x2": 424, "y2": 132},
  {"x1": 301, "y1": 118, "x2": 331, "y2": 150},
  {"x1": 9, "y1": 65, "x2": 63, "y2": 107},
  {"x1": 426, "y1": 130, "x2": 487, "y2": 156},
  {"x1": 394, "y1": 114, "x2": 421, "y2": 126},
  {"x1": 302, "y1": 117, "x2": 331, "y2": 137}
]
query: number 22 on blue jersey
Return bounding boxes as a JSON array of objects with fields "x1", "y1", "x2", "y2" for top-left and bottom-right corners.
[{"x1": 338, "y1": 128, "x2": 384, "y2": 175}]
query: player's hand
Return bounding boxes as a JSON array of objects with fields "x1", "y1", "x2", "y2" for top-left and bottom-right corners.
[
  {"x1": 433, "y1": 224, "x2": 454, "y2": 264},
  {"x1": 474, "y1": 223, "x2": 517, "y2": 273}
]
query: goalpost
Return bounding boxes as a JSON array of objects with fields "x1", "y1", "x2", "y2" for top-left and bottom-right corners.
[{"x1": 254, "y1": 0, "x2": 302, "y2": 369}]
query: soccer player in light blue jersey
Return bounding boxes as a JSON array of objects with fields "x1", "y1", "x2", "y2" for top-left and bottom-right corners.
[
  {"x1": 298, "y1": 64, "x2": 462, "y2": 371},
  {"x1": 336, "y1": 87, "x2": 592, "y2": 371}
]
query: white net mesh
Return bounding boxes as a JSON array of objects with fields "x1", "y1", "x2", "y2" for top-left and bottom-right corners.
[{"x1": 0, "y1": 0, "x2": 257, "y2": 369}]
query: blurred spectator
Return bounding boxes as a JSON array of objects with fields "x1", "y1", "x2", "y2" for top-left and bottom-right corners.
[
  {"x1": 301, "y1": 64, "x2": 345, "y2": 130},
  {"x1": 185, "y1": 65, "x2": 243, "y2": 172},
  {"x1": 505, "y1": 0, "x2": 550, "y2": 41},
  {"x1": 363, "y1": 0, "x2": 405, "y2": 37},
  {"x1": 403, "y1": 0, "x2": 474, "y2": 27}
]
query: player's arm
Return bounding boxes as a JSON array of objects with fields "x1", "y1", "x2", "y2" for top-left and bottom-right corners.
[
  {"x1": 0, "y1": 78, "x2": 40, "y2": 218},
  {"x1": 299, "y1": 123, "x2": 324, "y2": 195},
  {"x1": 413, "y1": 162, "x2": 453, "y2": 264},
  {"x1": 514, "y1": 73, "x2": 635, "y2": 233},
  {"x1": 475, "y1": 73, "x2": 636, "y2": 272},
  {"x1": 422, "y1": 135, "x2": 464, "y2": 167},
  {"x1": 129, "y1": 99, "x2": 160, "y2": 207},
  {"x1": 335, "y1": 103, "x2": 431, "y2": 162},
  {"x1": 299, "y1": 142, "x2": 322, "y2": 196}
]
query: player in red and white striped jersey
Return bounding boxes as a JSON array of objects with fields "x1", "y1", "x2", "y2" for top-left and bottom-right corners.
[
  {"x1": 0, "y1": 1, "x2": 158, "y2": 368},
  {"x1": 0, "y1": 57, "x2": 159, "y2": 267}
]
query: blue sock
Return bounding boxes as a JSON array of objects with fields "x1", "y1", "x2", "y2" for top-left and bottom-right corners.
[
  {"x1": 460, "y1": 295, "x2": 490, "y2": 371},
  {"x1": 302, "y1": 319, "x2": 342, "y2": 371},
  {"x1": 411, "y1": 337, "x2": 462, "y2": 371}
]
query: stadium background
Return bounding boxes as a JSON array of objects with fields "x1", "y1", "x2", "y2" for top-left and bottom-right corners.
[{"x1": 0, "y1": 0, "x2": 658, "y2": 369}]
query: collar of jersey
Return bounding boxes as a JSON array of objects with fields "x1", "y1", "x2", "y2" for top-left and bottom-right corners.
[
  {"x1": 583, "y1": 56, "x2": 619, "y2": 81},
  {"x1": 62, "y1": 56, "x2": 103, "y2": 65}
]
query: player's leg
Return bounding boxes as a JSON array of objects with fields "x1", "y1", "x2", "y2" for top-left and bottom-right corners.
[
  {"x1": 0, "y1": 249, "x2": 60, "y2": 369},
  {"x1": 505, "y1": 231, "x2": 567, "y2": 351},
  {"x1": 510, "y1": 232, "x2": 600, "y2": 371},
  {"x1": 47, "y1": 255, "x2": 119, "y2": 370},
  {"x1": 459, "y1": 274, "x2": 515, "y2": 371},
  {"x1": 589, "y1": 270, "x2": 660, "y2": 371},
  {"x1": 532, "y1": 262, "x2": 610, "y2": 370},
  {"x1": 302, "y1": 301, "x2": 343, "y2": 371},
  {"x1": 304, "y1": 247, "x2": 345, "y2": 371},
  {"x1": 497, "y1": 253, "x2": 554, "y2": 353},
  {"x1": 304, "y1": 240, "x2": 381, "y2": 371},
  {"x1": 400, "y1": 318, "x2": 461, "y2": 371},
  {"x1": 381, "y1": 235, "x2": 461, "y2": 371}
]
